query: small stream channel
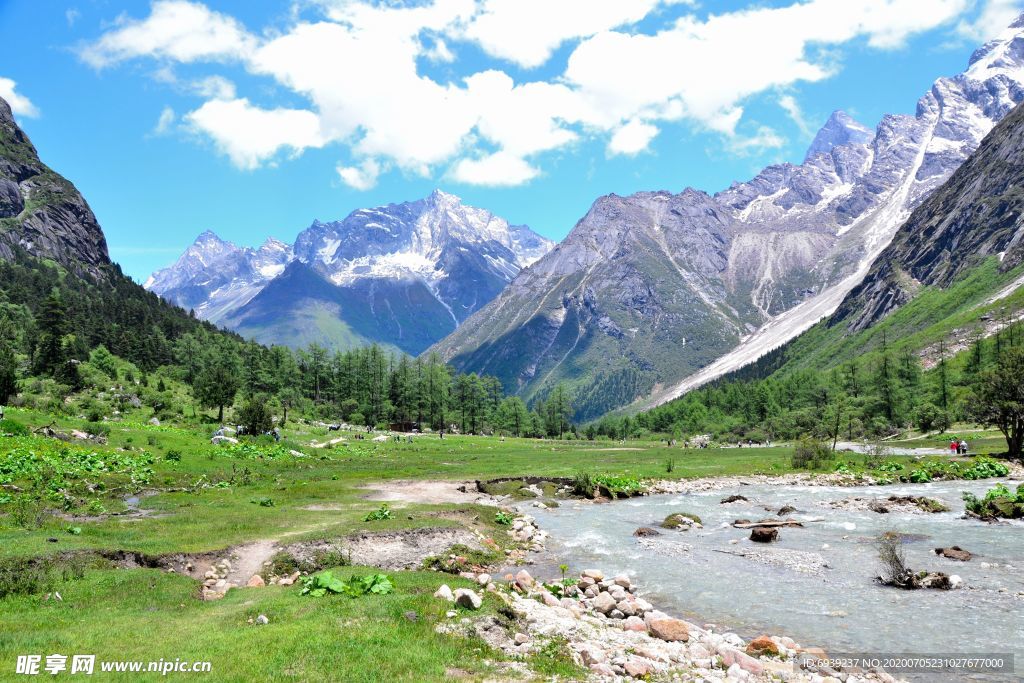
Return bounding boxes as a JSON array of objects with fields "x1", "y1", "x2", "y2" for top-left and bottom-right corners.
[{"x1": 523, "y1": 478, "x2": 1024, "y2": 681}]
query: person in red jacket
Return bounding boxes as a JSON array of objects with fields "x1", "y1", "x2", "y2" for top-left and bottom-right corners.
[{"x1": 950, "y1": 438, "x2": 959, "y2": 455}]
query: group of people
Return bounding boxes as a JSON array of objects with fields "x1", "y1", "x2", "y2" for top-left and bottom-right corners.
[{"x1": 949, "y1": 437, "x2": 970, "y2": 455}]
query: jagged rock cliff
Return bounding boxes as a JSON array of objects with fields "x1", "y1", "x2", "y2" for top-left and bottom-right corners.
[{"x1": 0, "y1": 97, "x2": 110, "y2": 279}]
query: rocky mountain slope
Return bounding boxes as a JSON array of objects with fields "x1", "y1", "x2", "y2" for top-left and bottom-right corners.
[
  {"x1": 0, "y1": 97, "x2": 110, "y2": 280},
  {"x1": 146, "y1": 191, "x2": 552, "y2": 354},
  {"x1": 0, "y1": 94, "x2": 235, "y2": 368},
  {"x1": 433, "y1": 17, "x2": 1024, "y2": 420},
  {"x1": 832, "y1": 97, "x2": 1024, "y2": 332}
]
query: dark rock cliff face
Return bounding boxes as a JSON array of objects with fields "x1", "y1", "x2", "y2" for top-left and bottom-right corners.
[
  {"x1": 0, "y1": 97, "x2": 110, "y2": 280},
  {"x1": 833, "y1": 101, "x2": 1024, "y2": 332}
]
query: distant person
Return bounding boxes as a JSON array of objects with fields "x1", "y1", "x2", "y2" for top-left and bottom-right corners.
[
  {"x1": 960, "y1": 440, "x2": 969, "y2": 455},
  {"x1": 950, "y1": 439, "x2": 959, "y2": 455}
]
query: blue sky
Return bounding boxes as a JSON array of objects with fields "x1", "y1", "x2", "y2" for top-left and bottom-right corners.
[{"x1": 0, "y1": 0, "x2": 1020, "y2": 280}]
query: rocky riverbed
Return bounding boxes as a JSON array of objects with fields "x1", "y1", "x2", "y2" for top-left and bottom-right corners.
[
  {"x1": 519, "y1": 477, "x2": 1024, "y2": 682},
  {"x1": 434, "y1": 565, "x2": 901, "y2": 682}
]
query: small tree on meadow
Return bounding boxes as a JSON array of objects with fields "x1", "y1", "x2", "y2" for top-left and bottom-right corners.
[{"x1": 970, "y1": 346, "x2": 1024, "y2": 459}]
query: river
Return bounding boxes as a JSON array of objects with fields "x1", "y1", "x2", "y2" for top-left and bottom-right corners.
[{"x1": 525, "y1": 478, "x2": 1024, "y2": 681}]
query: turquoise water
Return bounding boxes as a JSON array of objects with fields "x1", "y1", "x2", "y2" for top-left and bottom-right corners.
[{"x1": 527, "y1": 478, "x2": 1024, "y2": 681}]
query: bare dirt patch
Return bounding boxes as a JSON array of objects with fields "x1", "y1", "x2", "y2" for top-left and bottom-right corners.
[
  {"x1": 344, "y1": 527, "x2": 483, "y2": 570},
  {"x1": 361, "y1": 479, "x2": 498, "y2": 506}
]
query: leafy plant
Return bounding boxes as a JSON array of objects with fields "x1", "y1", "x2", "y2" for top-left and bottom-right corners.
[
  {"x1": 164, "y1": 450, "x2": 182, "y2": 462},
  {"x1": 251, "y1": 497, "x2": 275, "y2": 507},
  {"x1": 494, "y1": 510, "x2": 514, "y2": 526},
  {"x1": 300, "y1": 571, "x2": 393, "y2": 598},
  {"x1": 363, "y1": 503, "x2": 393, "y2": 521}
]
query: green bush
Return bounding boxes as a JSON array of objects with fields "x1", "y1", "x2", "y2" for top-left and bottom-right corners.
[
  {"x1": 0, "y1": 557, "x2": 53, "y2": 598},
  {"x1": 792, "y1": 438, "x2": 833, "y2": 469},
  {"x1": 164, "y1": 450, "x2": 182, "y2": 462},
  {"x1": 0, "y1": 418, "x2": 28, "y2": 436}
]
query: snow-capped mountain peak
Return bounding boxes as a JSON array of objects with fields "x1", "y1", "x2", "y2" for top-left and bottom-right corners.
[
  {"x1": 145, "y1": 192, "x2": 553, "y2": 349},
  {"x1": 804, "y1": 110, "x2": 874, "y2": 161}
]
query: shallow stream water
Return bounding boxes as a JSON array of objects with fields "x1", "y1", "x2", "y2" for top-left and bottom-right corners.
[{"x1": 526, "y1": 478, "x2": 1024, "y2": 681}]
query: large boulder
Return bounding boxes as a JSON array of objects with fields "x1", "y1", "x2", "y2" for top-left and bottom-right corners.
[
  {"x1": 634, "y1": 526, "x2": 660, "y2": 537},
  {"x1": 454, "y1": 588, "x2": 482, "y2": 609},
  {"x1": 592, "y1": 591, "x2": 617, "y2": 614},
  {"x1": 750, "y1": 527, "x2": 778, "y2": 543},
  {"x1": 647, "y1": 617, "x2": 690, "y2": 642},
  {"x1": 746, "y1": 635, "x2": 780, "y2": 656},
  {"x1": 934, "y1": 546, "x2": 972, "y2": 561}
]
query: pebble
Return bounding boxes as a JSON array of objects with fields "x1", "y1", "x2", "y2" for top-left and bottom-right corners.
[{"x1": 255, "y1": 614, "x2": 269, "y2": 625}]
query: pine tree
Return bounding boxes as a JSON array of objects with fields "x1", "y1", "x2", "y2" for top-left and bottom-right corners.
[{"x1": 0, "y1": 342, "x2": 18, "y2": 404}]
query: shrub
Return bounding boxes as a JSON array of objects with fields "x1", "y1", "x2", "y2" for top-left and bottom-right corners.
[
  {"x1": 792, "y1": 438, "x2": 833, "y2": 469},
  {"x1": 878, "y1": 532, "x2": 909, "y2": 585},
  {"x1": 85, "y1": 422, "x2": 110, "y2": 438},
  {"x1": 0, "y1": 557, "x2": 53, "y2": 598},
  {"x1": 164, "y1": 450, "x2": 182, "y2": 462},
  {"x1": 8, "y1": 495, "x2": 49, "y2": 529},
  {"x1": 239, "y1": 396, "x2": 274, "y2": 436},
  {"x1": 0, "y1": 418, "x2": 28, "y2": 436},
  {"x1": 571, "y1": 471, "x2": 594, "y2": 498}
]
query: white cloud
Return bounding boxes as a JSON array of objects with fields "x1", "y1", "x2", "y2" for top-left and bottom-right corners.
[
  {"x1": 83, "y1": 0, "x2": 979, "y2": 186},
  {"x1": 450, "y1": 151, "x2": 539, "y2": 185},
  {"x1": 192, "y1": 75, "x2": 236, "y2": 100},
  {"x1": 337, "y1": 158, "x2": 382, "y2": 190},
  {"x1": 185, "y1": 98, "x2": 325, "y2": 170},
  {"x1": 725, "y1": 126, "x2": 787, "y2": 156},
  {"x1": 0, "y1": 77, "x2": 40, "y2": 118},
  {"x1": 153, "y1": 106, "x2": 176, "y2": 134},
  {"x1": 66, "y1": 8, "x2": 81, "y2": 27},
  {"x1": 608, "y1": 118, "x2": 659, "y2": 155},
  {"x1": 456, "y1": 0, "x2": 683, "y2": 69},
  {"x1": 778, "y1": 94, "x2": 813, "y2": 137},
  {"x1": 958, "y1": 0, "x2": 1023, "y2": 40},
  {"x1": 80, "y1": 0, "x2": 256, "y2": 68}
]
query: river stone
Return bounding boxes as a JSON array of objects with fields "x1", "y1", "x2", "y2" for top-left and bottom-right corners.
[
  {"x1": 750, "y1": 527, "x2": 779, "y2": 543},
  {"x1": 719, "y1": 647, "x2": 764, "y2": 675},
  {"x1": 609, "y1": 609, "x2": 625, "y2": 620},
  {"x1": 634, "y1": 527, "x2": 661, "y2": 537},
  {"x1": 433, "y1": 584, "x2": 455, "y2": 602},
  {"x1": 476, "y1": 573, "x2": 491, "y2": 586},
  {"x1": 255, "y1": 614, "x2": 269, "y2": 625},
  {"x1": 613, "y1": 574, "x2": 632, "y2": 588},
  {"x1": 622, "y1": 616, "x2": 647, "y2": 632},
  {"x1": 514, "y1": 569, "x2": 535, "y2": 588},
  {"x1": 592, "y1": 592, "x2": 617, "y2": 614},
  {"x1": 578, "y1": 644, "x2": 607, "y2": 665},
  {"x1": 935, "y1": 546, "x2": 972, "y2": 561},
  {"x1": 746, "y1": 635, "x2": 780, "y2": 656},
  {"x1": 514, "y1": 632, "x2": 529, "y2": 645},
  {"x1": 542, "y1": 592, "x2": 560, "y2": 607},
  {"x1": 246, "y1": 574, "x2": 265, "y2": 588},
  {"x1": 582, "y1": 569, "x2": 604, "y2": 581},
  {"x1": 617, "y1": 600, "x2": 639, "y2": 617},
  {"x1": 624, "y1": 657, "x2": 654, "y2": 677},
  {"x1": 648, "y1": 617, "x2": 690, "y2": 642},
  {"x1": 454, "y1": 588, "x2": 482, "y2": 609}
]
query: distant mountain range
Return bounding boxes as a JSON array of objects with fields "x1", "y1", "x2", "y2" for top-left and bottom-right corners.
[
  {"x1": 145, "y1": 191, "x2": 553, "y2": 354},
  {"x1": 432, "y1": 16, "x2": 1024, "y2": 420}
]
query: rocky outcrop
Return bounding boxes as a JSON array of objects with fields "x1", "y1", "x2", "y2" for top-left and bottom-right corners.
[
  {"x1": 834, "y1": 95, "x2": 1024, "y2": 331},
  {"x1": 0, "y1": 97, "x2": 110, "y2": 280}
]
